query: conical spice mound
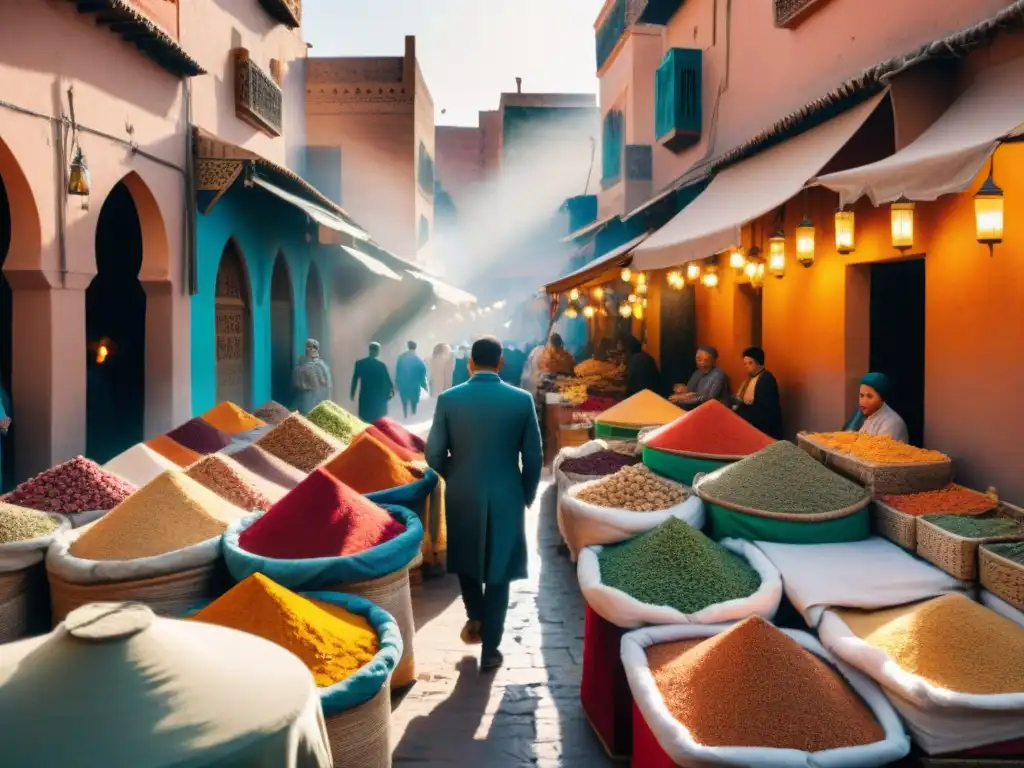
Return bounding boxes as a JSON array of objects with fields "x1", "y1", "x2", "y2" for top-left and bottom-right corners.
[
  {"x1": 595, "y1": 389, "x2": 684, "y2": 428},
  {"x1": 644, "y1": 400, "x2": 775, "y2": 457}
]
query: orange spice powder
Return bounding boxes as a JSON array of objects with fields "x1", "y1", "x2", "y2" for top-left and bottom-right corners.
[{"x1": 323, "y1": 432, "x2": 417, "y2": 494}]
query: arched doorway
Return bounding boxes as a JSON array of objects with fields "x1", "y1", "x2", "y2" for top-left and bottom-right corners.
[
  {"x1": 306, "y1": 262, "x2": 326, "y2": 349},
  {"x1": 215, "y1": 241, "x2": 253, "y2": 408},
  {"x1": 0, "y1": 154, "x2": 13, "y2": 489},
  {"x1": 269, "y1": 254, "x2": 294, "y2": 407},
  {"x1": 86, "y1": 180, "x2": 147, "y2": 464}
]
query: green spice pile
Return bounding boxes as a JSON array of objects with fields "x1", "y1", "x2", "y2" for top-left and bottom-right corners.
[
  {"x1": 923, "y1": 514, "x2": 1023, "y2": 539},
  {"x1": 986, "y1": 541, "x2": 1024, "y2": 564},
  {"x1": 0, "y1": 503, "x2": 59, "y2": 544},
  {"x1": 307, "y1": 401, "x2": 369, "y2": 444},
  {"x1": 698, "y1": 441, "x2": 867, "y2": 514},
  {"x1": 597, "y1": 518, "x2": 761, "y2": 613}
]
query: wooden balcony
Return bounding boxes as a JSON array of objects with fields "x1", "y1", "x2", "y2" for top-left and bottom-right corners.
[
  {"x1": 258, "y1": 0, "x2": 301, "y2": 28},
  {"x1": 234, "y1": 49, "x2": 283, "y2": 137},
  {"x1": 773, "y1": 0, "x2": 832, "y2": 28}
]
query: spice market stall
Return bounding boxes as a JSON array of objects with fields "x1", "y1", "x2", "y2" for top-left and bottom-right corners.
[
  {"x1": 593, "y1": 390, "x2": 684, "y2": 441},
  {"x1": 0, "y1": 504, "x2": 68, "y2": 641}
]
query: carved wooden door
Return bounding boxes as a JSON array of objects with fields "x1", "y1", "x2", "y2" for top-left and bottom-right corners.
[{"x1": 215, "y1": 246, "x2": 251, "y2": 408}]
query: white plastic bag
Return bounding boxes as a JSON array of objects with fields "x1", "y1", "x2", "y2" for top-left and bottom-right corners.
[
  {"x1": 0, "y1": 513, "x2": 70, "y2": 573},
  {"x1": 621, "y1": 623, "x2": 909, "y2": 767},
  {"x1": 45, "y1": 526, "x2": 221, "y2": 585},
  {"x1": 577, "y1": 538, "x2": 782, "y2": 629},
  {"x1": 562, "y1": 477, "x2": 704, "y2": 556}
]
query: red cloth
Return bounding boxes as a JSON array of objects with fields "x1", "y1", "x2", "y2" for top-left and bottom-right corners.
[
  {"x1": 631, "y1": 702, "x2": 677, "y2": 768},
  {"x1": 373, "y1": 417, "x2": 427, "y2": 454},
  {"x1": 581, "y1": 605, "x2": 633, "y2": 759}
]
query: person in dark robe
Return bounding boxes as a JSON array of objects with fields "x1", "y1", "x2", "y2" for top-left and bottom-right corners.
[
  {"x1": 732, "y1": 346, "x2": 783, "y2": 439},
  {"x1": 624, "y1": 336, "x2": 661, "y2": 396},
  {"x1": 395, "y1": 340, "x2": 428, "y2": 419},
  {"x1": 452, "y1": 345, "x2": 471, "y2": 387},
  {"x1": 350, "y1": 342, "x2": 394, "y2": 423}
]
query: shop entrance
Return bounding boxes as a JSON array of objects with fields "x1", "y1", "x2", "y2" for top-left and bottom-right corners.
[
  {"x1": 869, "y1": 258, "x2": 925, "y2": 446},
  {"x1": 0, "y1": 158, "x2": 13, "y2": 489},
  {"x1": 270, "y1": 255, "x2": 294, "y2": 407},
  {"x1": 86, "y1": 180, "x2": 147, "y2": 464},
  {"x1": 215, "y1": 241, "x2": 253, "y2": 408},
  {"x1": 736, "y1": 284, "x2": 763, "y2": 350}
]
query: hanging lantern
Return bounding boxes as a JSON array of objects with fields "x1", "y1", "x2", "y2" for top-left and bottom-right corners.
[
  {"x1": 620, "y1": 267, "x2": 632, "y2": 282},
  {"x1": 67, "y1": 146, "x2": 91, "y2": 210},
  {"x1": 636, "y1": 272, "x2": 647, "y2": 286},
  {"x1": 592, "y1": 286, "x2": 605, "y2": 300},
  {"x1": 768, "y1": 230, "x2": 786, "y2": 278},
  {"x1": 890, "y1": 198, "x2": 915, "y2": 251},
  {"x1": 795, "y1": 217, "x2": 815, "y2": 268},
  {"x1": 564, "y1": 306, "x2": 579, "y2": 319},
  {"x1": 627, "y1": 292, "x2": 638, "y2": 303},
  {"x1": 632, "y1": 302, "x2": 644, "y2": 320},
  {"x1": 834, "y1": 209, "x2": 855, "y2": 254},
  {"x1": 744, "y1": 261, "x2": 757, "y2": 280},
  {"x1": 729, "y1": 248, "x2": 746, "y2": 272},
  {"x1": 618, "y1": 302, "x2": 632, "y2": 318},
  {"x1": 582, "y1": 305, "x2": 597, "y2": 319},
  {"x1": 749, "y1": 263, "x2": 766, "y2": 290},
  {"x1": 642, "y1": 297, "x2": 648, "y2": 308},
  {"x1": 667, "y1": 270, "x2": 684, "y2": 289},
  {"x1": 701, "y1": 265, "x2": 719, "y2": 288},
  {"x1": 686, "y1": 262, "x2": 702, "y2": 282},
  {"x1": 636, "y1": 282, "x2": 648, "y2": 295},
  {"x1": 568, "y1": 287, "x2": 580, "y2": 302},
  {"x1": 975, "y1": 159, "x2": 1004, "y2": 252}
]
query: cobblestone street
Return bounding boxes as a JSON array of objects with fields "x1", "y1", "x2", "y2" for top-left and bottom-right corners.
[{"x1": 391, "y1": 480, "x2": 616, "y2": 767}]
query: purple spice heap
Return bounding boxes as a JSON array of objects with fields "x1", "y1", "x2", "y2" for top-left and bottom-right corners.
[{"x1": 560, "y1": 450, "x2": 640, "y2": 476}]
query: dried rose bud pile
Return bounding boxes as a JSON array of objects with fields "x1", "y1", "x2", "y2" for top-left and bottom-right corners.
[{"x1": 7, "y1": 456, "x2": 137, "y2": 514}]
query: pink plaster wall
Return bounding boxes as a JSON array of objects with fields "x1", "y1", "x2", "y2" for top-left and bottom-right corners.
[
  {"x1": 414, "y1": 53, "x2": 436, "y2": 265},
  {"x1": 435, "y1": 126, "x2": 485, "y2": 208}
]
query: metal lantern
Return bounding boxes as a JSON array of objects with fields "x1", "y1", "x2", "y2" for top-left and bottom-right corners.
[
  {"x1": 67, "y1": 146, "x2": 91, "y2": 210},
  {"x1": 618, "y1": 302, "x2": 632, "y2": 318},
  {"x1": 729, "y1": 248, "x2": 746, "y2": 272},
  {"x1": 834, "y1": 209, "x2": 855, "y2": 254},
  {"x1": 975, "y1": 160, "x2": 1004, "y2": 252},
  {"x1": 564, "y1": 305, "x2": 579, "y2": 319},
  {"x1": 667, "y1": 271, "x2": 685, "y2": 289},
  {"x1": 582, "y1": 305, "x2": 597, "y2": 319},
  {"x1": 636, "y1": 282, "x2": 648, "y2": 295},
  {"x1": 592, "y1": 286, "x2": 605, "y2": 300},
  {"x1": 749, "y1": 262, "x2": 766, "y2": 290},
  {"x1": 701, "y1": 265, "x2": 719, "y2": 288},
  {"x1": 768, "y1": 231, "x2": 786, "y2": 278},
  {"x1": 620, "y1": 267, "x2": 632, "y2": 282},
  {"x1": 890, "y1": 198, "x2": 915, "y2": 251},
  {"x1": 795, "y1": 217, "x2": 815, "y2": 268},
  {"x1": 685, "y1": 262, "x2": 702, "y2": 282},
  {"x1": 627, "y1": 292, "x2": 638, "y2": 303},
  {"x1": 568, "y1": 287, "x2": 580, "y2": 302}
]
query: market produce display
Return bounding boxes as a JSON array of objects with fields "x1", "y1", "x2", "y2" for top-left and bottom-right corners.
[
  {"x1": 185, "y1": 454, "x2": 276, "y2": 511},
  {"x1": 805, "y1": 432, "x2": 947, "y2": 464},
  {"x1": 68, "y1": 471, "x2": 245, "y2": 561},
  {"x1": 645, "y1": 616, "x2": 885, "y2": 750},
  {"x1": 986, "y1": 541, "x2": 1024, "y2": 563},
  {"x1": 145, "y1": 434, "x2": 202, "y2": 467},
  {"x1": 575, "y1": 359, "x2": 622, "y2": 378},
  {"x1": 166, "y1": 417, "x2": 234, "y2": 455},
  {"x1": 922, "y1": 514, "x2": 1023, "y2": 538},
  {"x1": 307, "y1": 401, "x2": 368, "y2": 444},
  {"x1": 199, "y1": 401, "x2": 266, "y2": 435},
  {"x1": 362, "y1": 425, "x2": 421, "y2": 463},
  {"x1": 103, "y1": 443, "x2": 178, "y2": 488},
  {"x1": 880, "y1": 484, "x2": 996, "y2": 516},
  {"x1": 575, "y1": 465, "x2": 687, "y2": 511},
  {"x1": 237, "y1": 468, "x2": 406, "y2": 559},
  {"x1": 697, "y1": 441, "x2": 867, "y2": 514},
  {"x1": 597, "y1": 518, "x2": 761, "y2": 613},
  {"x1": 323, "y1": 432, "x2": 417, "y2": 494},
  {"x1": 560, "y1": 450, "x2": 639, "y2": 476},
  {"x1": 595, "y1": 390, "x2": 683, "y2": 428},
  {"x1": 644, "y1": 400, "x2": 775, "y2": 457},
  {"x1": 192, "y1": 573, "x2": 378, "y2": 687},
  {"x1": 253, "y1": 399, "x2": 293, "y2": 426},
  {"x1": 835, "y1": 594, "x2": 1024, "y2": 695},
  {"x1": 7, "y1": 456, "x2": 137, "y2": 515},
  {"x1": 373, "y1": 417, "x2": 426, "y2": 455},
  {"x1": 0, "y1": 503, "x2": 58, "y2": 543},
  {"x1": 255, "y1": 413, "x2": 343, "y2": 473},
  {"x1": 224, "y1": 444, "x2": 305, "y2": 490}
]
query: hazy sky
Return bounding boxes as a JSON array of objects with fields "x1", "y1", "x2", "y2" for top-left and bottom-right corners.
[{"x1": 303, "y1": 0, "x2": 605, "y2": 127}]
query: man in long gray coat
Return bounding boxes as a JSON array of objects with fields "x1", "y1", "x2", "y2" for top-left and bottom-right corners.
[{"x1": 426, "y1": 336, "x2": 543, "y2": 671}]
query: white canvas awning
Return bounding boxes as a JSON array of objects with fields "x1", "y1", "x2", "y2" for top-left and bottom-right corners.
[
  {"x1": 544, "y1": 232, "x2": 649, "y2": 294},
  {"x1": 815, "y1": 58, "x2": 1024, "y2": 206},
  {"x1": 407, "y1": 270, "x2": 477, "y2": 306},
  {"x1": 631, "y1": 92, "x2": 887, "y2": 270},
  {"x1": 339, "y1": 246, "x2": 402, "y2": 280},
  {"x1": 252, "y1": 177, "x2": 371, "y2": 242}
]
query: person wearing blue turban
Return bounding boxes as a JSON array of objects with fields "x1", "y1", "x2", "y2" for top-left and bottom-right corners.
[{"x1": 842, "y1": 372, "x2": 909, "y2": 443}]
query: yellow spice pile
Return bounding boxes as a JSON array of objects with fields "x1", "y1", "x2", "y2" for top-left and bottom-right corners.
[{"x1": 806, "y1": 432, "x2": 947, "y2": 464}]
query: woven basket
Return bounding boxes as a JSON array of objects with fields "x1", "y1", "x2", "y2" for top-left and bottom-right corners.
[
  {"x1": 0, "y1": 566, "x2": 33, "y2": 644},
  {"x1": 325, "y1": 682, "x2": 392, "y2": 768},
  {"x1": 916, "y1": 503, "x2": 1024, "y2": 581},
  {"x1": 46, "y1": 563, "x2": 224, "y2": 626},
  {"x1": 980, "y1": 536, "x2": 1024, "y2": 612},
  {"x1": 797, "y1": 432, "x2": 953, "y2": 495},
  {"x1": 325, "y1": 566, "x2": 416, "y2": 690},
  {"x1": 873, "y1": 500, "x2": 919, "y2": 551},
  {"x1": 558, "y1": 424, "x2": 593, "y2": 450}
]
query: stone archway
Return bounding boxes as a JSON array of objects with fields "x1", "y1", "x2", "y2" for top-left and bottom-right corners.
[
  {"x1": 215, "y1": 240, "x2": 253, "y2": 409},
  {"x1": 306, "y1": 261, "x2": 326, "y2": 352},
  {"x1": 269, "y1": 254, "x2": 294, "y2": 407}
]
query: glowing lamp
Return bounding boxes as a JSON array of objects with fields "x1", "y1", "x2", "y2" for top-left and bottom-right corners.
[
  {"x1": 620, "y1": 267, "x2": 632, "y2": 282},
  {"x1": 96, "y1": 344, "x2": 109, "y2": 364},
  {"x1": 636, "y1": 283, "x2": 648, "y2": 295},
  {"x1": 750, "y1": 263, "x2": 765, "y2": 290},
  {"x1": 636, "y1": 272, "x2": 647, "y2": 285},
  {"x1": 834, "y1": 209, "x2": 855, "y2": 254},
  {"x1": 975, "y1": 164, "x2": 1004, "y2": 250},
  {"x1": 729, "y1": 249, "x2": 746, "y2": 271},
  {"x1": 582, "y1": 305, "x2": 596, "y2": 319},
  {"x1": 627, "y1": 293, "x2": 638, "y2": 303},
  {"x1": 564, "y1": 306, "x2": 579, "y2": 319},
  {"x1": 768, "y1": 232, "x2": 786, "y2": 278},
  {"x1": 667, "y1": 271, "x2": 684, "y2": 289},
  {"x1": 890, "y1": 198, "x2": 915, "y2": 251},
  {"x1": 568, "y1": 288, "x2": 580, "y2": 302},
  {"x1": 685, "y1": 262, "x2": 702, "y2": 282},
  {"x1": 632, "y1": 303, "x2": 643, "y2": 320},
  {"x1": 592, "y1": 286, "x2": 605, "y2": 300},
  {"x1": 701, "y1": 266, "x2": 719, "y2": 288},
  {"x1": 795, "y1": 218, "x2": 815, "y2": 268},
  {"x1": 618, "y1": 302, "x2": 632, "y2": 318}
]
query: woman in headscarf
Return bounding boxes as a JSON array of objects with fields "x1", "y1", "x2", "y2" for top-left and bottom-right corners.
[
  {"x1": 843, "y1": 372, "x2": 909, "y2": 443},
  {"x1": 292, "y1": 339, "x2": 333, "y2": 415},
  {"x1": 430, "y1": 342, "x2": 455, "y2": 395},
  {"x1": 732, "y1": 346, "x2": 782, "y2": 439}
]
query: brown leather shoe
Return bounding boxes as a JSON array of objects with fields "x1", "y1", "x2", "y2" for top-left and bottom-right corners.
[{"x1": 460, "y1": 620, "x2": 482, "y2": 645}]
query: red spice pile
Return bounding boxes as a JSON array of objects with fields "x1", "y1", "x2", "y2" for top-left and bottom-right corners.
[
  {"x1": 238, "y1": 468, "x2": 405, "y2": 559},
  {"x1": 8, "y1": 456, "x2": 137, "y2": 514},
  {"x1": 880, "y1": 484, "x2": 996, "y2": 517},
  {"x1": 324, "y1": 433, "x2": 418, "y2": 494},
  {"x1": 645, "y1": 400, "x2": 775, "y2": 457},
  {"x1": 574, "y1": 396, "x2": 617, "y2": 414},
  {"x1": 166, "y1": 417, "x2": 233, "y2": 455},
  {"x1": 364, "y1": 425, "x2": 420, "y2": 462},
  {"x1": 373, "y1": 417, "x2": 426, "y2": 454}
]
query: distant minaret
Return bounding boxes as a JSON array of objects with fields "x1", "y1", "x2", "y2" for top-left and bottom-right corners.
[{"x1": 515, "y1": 77, "x2": 522, "y2": 94}]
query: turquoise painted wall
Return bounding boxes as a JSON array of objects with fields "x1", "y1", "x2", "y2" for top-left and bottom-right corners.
[{"x1": 191, "y1": 186, "x2": 334, "y2": 415}]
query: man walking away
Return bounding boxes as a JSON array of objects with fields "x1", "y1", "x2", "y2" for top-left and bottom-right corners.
[
  {"x1": 426, "y1": 336, "x2": 543, "y2": 671},
  {"x1": 395, "y1": 341, "x2": 428, "y2": 419},
  {"x1": 350, "y1": 342, "x2": 394, "y2": 423}
]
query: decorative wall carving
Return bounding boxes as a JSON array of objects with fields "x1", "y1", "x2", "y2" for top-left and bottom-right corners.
[
  {"x1": 307, "y1": 58, "x2": 404, "y2": 84},
  {"x1": 234, "y1": 48, "x2": 283, "y2": 137},
  {"x1": 773, "y1": 0, "x2": 831, "y2": 27},
  {"x1": 258, "y1": 0, "x2": 301, "y2": 28}
]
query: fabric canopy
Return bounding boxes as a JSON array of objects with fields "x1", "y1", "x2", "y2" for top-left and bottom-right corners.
[
  {"x1": 560, "y1": 213, "x2": 618, "y2": 243},
  {"x1": 339, "y1": 246, "x2": 402, "y2": 280},
  {"x1": 631, "y1": 92, "x2": 887, "y2": 271},
  {"x1": 544, "y1": 232, "x2": 649, "y2": 295},
  {"x1": 407, "y1": 270, "x2": 477, "y2": 306},
  {"x1": 252, "y1": 177, "x2": 371, "y2": 242},
  {"x1": 815, "y1": 58, "x2": 1024, "y2": 206}
]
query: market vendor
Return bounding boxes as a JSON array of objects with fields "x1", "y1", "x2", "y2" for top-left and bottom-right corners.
[
  {"x1": 732, "y1": 346, "x2": 782, "y2": 439},
  {"x1": 539, "y1": 333, "x2": 575, "y2": 376},
  {"x1": 671, "y1": 346, "x2": 729, "y2": 409},
  {"x1": 624, "y1": 336, "x2": 661, "y2": 396},
  {"x1": 843, "y1": 371, "x2": 909, "y2": 443}
]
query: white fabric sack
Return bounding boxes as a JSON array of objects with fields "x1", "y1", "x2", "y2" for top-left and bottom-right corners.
[
  {"x1": 818, "y1": 608, "x2": 1024, "y2": 713},
  {"x1": 551, "y1": 439, "x2": 608, "y2": 475},
  {"x1": 562, "y1": 478, "x2": 705, "y2": 555},
  {"x1": 553, "y1": 439, "x2": 609, "y2": 557},
  {"x1": 754, "y1": 537, "x2": 970, "y2": 627},
  {"x1": 46, "y1": 526, "x2": 221, "y2": 585},
  {"x1": 577, "y1": 538, "x2": 783, "y2": 629},
  {"x1": 981, "y1": 589, "x2": 1024, "y2": 629},
  {"x1": 621, "y1": 623, "x2": 909, "y2": 767},
  {"x1": 0, "y1": 513, "x2": 70, "y2": 573}
]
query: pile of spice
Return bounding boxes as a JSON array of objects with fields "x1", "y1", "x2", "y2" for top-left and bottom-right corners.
[
  {"x1": 255, "y1": 414, "x2": 342, "y2": 473},
  {"x1": 986, "y1": 541, "x2": 1024, "y2": 564},
  {"x1": 238, "y1": 468, "x2": 406, "y2": 559},
  {"x1": 307, "y1": 401, "x2": 368, "y2": 444},
  {"x1": 0, "y1": 503, "x2": 59, "y2": 543},
  {"x1": 69, "y1": 471, "x2": 245, "y2": 561},
  {"x1": 575, "y1": 464, "x2": 687, "y2": 511},
  {"x1": 104, "y1": 444, "x2": 178, "y2": 488},
  {"x1": 645, "y1": 400, "x2": 775, "y2": 457},
  {"x1": 646, "y1": 616, "x2": 884, "y2": 750},
  {"x1": 145, "y1": 435, "x2": 202, "y2": 468},
  {"x1": 324, "y1": 432, "x2": 417, "y2": 494},
  {"x1": 253, "y1": 400, "x2": 293, "y2": 426},
  {"x1": 835, "y1": 594, "x2": 1024, "y2": 695},
  {"x1": 192, "y1": 573, "x2": 378, "y2": 687},
  {"x1": 186, "y1": 454, "x2": 278, "y2": 511},
  {"x1": 805, "y1": 432, "x2": 947, "y2": 464},
  {"x1": 560, "y1": 450, "x2": 639, "y2": 476},
  {"x1": 8, "y1": 456, "x2": 137, "y2": 515},
  {"x1": 223, "y1": 444, "x2": 305, "y2": 489},
  {"x1": 362, "y1": 425, "x2": 420, "y2": 462},
  {"x1": 373, "y1": 417, "x2": 426, "y2": 455},
  {"x1": 574, "y1": 396, "x2": 617, "y2": 414},
  {"x1": 598, "y1": 518, "x2": 761, "y2": 613},
  {"x1": 698, "y1": 441, "x2": 867, "y2": 514},
  {"x1": 200, "y1": 401, "x2": 266, "y2": 435},
  {"x1": 921, "y1": 514, "x2": 1023, "y2": 539},
  {"x1": 595, "y1": 390, "x2": 684, "y2": 428},
  {"x1": 166, "y1": 418, "x2": 233, "y2": 455},
  {"x1": 880, "y1": 484, "x2": 996, "y2": 517}
]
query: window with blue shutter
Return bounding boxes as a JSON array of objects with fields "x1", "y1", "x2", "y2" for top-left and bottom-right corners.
[
  {"x1": 595, "y1": 0, "x2": 627, "y2": 72},
  {"x1": 601, "y1": 110, "x2": 625, "y2": 185},
  {"x1": 655, "y1": 48, "x2": 702, "y2": 152}
]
